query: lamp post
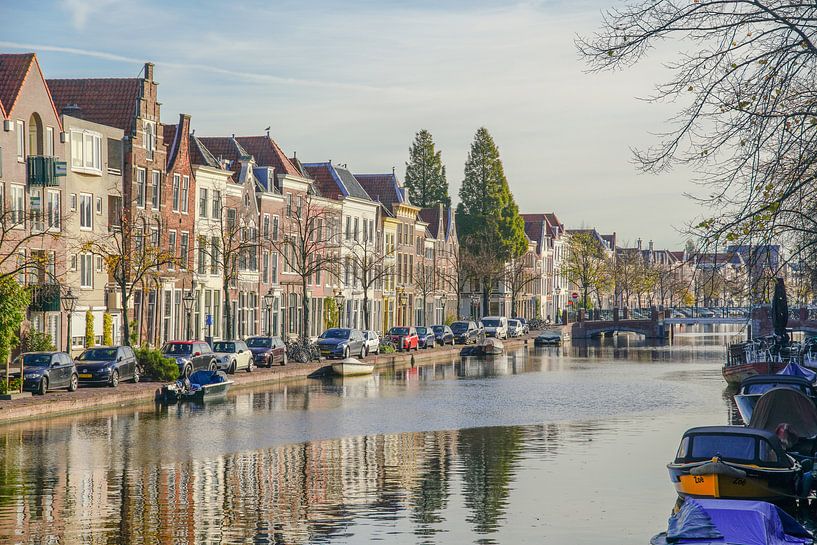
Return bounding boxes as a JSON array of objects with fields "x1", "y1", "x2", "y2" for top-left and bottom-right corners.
[
  {"x1": 470, "y1": 293, "x2": 479, "y2": 320},
  {"x1": 61, "y1": 288, "x2": 77, "y2": 354},
  {"x1": 183, "y1": 291, "x2": 195, "y2": 340},
  {"x1": 263, "y1": 289, "x2": 275, "y2": 336},
  {"x1": 333, "y1": 289, "x2": 346, "y2": 328}
]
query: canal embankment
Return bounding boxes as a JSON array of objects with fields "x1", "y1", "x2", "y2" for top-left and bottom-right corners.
[{"x1": 0, "y1": 334, "x2": 540, "y2": 425}]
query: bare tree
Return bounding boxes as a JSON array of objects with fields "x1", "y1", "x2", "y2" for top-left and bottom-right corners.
[
  {"x1": 438, "y1": 240, "x2": 477, "y2": 318},
  {"x1": 0, "y1": 206, "x2": 68, "y2": 284},
  {"x1": 412, "y1": 261, "x2": 438, "y2": 326},
  {"x1": 504, "y1": 258, "x2": 538, "y2": 317},
  {"x1": 579, "y1": 2, "x2": 817, "y2": 267},
  {"x1": 346, "y1": 239, "x2": 394, "y2": 330},
  {"x1": 268, "y1": 195, "x2": 340, "y2": 343}
]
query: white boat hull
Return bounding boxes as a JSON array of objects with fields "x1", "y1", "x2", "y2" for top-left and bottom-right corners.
[{"x1": 332, "y1": 358, "x2": 374, "y2": 376}]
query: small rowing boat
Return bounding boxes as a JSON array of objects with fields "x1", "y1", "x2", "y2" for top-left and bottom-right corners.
[{"x1": 331, "y1": 357, "x2": 374, "y2": 377}]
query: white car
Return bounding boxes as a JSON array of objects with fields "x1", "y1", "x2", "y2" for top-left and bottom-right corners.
[
  {"x1": 213, "y1": 340, "x2": 253, "y2": 374},
  {"x1": 363, "y1": 330, "x2": 381, "y2": 356},
  {"x1": 481, "y1": 316, "x2": 509, "y2": 339}
]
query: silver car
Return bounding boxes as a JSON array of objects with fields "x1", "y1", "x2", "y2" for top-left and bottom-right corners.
[{"x1": 363, "y1": 330, "x2": 381, "y2": 356}]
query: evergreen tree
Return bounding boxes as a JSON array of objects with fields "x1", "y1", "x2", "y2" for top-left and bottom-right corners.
[
  {"x1": 456, "y1": 127, "x2": 528, "y2": 312},
  {"x1": 405, "y1": 130, "x2": 450, "y2": 207}
]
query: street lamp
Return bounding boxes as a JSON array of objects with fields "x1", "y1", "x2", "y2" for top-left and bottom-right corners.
[
  {"x1": 183, "y1": 291, "x2": 195, "y2": 340},
  {"x1": 61, "y1": 288, "x2": 77, "y2": 354},
  {"x1": 470, "y1": 293, "x2": 479, "y2": 320},
  {"x1": 263, "y1": 289, "x2": 275, "y2": 336},
  {"x1": 333, "y1": 289, "x2": 346, "y2": 327}
]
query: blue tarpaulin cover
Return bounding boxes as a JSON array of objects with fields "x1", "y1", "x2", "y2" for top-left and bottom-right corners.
[
  {"x1": 777, "y1": 363, "x2": 817, "y2": 382},
  {"x1": 651, "y1": 499, "x2": 812, "y2": 545},
  {"x1": 188, "y1": 370, "x2": 227, "y2": 387}
]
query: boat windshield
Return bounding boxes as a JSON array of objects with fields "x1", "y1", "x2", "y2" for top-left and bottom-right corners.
[
  {"x1": 213, "y1": 342, "x2": 236, "y2": 353},
  {"x1": 246, "y1": 337, "x2": 272, "y2": 348},
  {"x1": 483, "y1": 319, "x2": 500, "y2": 327},
  {"x1": 162, "y1": 343, "x2": 192, "y2": 355},
  {"x1": 743, "y1": 383, "x2": 805, "y2": 396},
  {"x1": 390, "y1": 327, "x2": 409, "y2": 335},
  {"x1": 451, "y1": 323, "x2": 469, "y2": 333},
  {"x1": 690, "y1": 434, "x2": 756, "y2": 462},
  {"x1": 320, "y1": 329, "x2": 350, "y2": 339},
  {"x1": 77, "y1": 348, "x2": 117, "y2": 361},
  {"x1": 18, "y1": 354, "x2": 51, "y2": 367}
]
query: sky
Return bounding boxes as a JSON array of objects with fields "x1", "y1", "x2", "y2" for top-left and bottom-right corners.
[{"x1": 3, "y1": 0, "x2": 703, "y2": 248}]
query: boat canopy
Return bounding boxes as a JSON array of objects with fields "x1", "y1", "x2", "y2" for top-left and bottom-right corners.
[
  {"x1": 749, "y1": 388, "x2": 817, "y2": 438},
  {"x1": 674, "y1": 427, "x2": 791, "y2": 468},
  {"x1": 650, "y1": 499, "x2": 811, "y2": 545},
  {"x1": 777, "y1": 363, "x2": 817, "y2": 382},
  {"x1": 188, "y1": 370, "x2": 228, "y2": 387},
  {"x1": 739, "y1": 375, "x2": 815, "y2": 397}
]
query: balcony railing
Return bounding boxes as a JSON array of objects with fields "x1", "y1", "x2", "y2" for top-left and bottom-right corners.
[
  {"x1": 27, "y1": 156, "x2": 66, "y2": 187},
  {"x1": 28, "y1": 284, "x2": 61, "y2": 312}
]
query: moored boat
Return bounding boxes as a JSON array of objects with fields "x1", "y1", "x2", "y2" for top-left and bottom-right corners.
[
  {"x1": 650, "y1": 498, "x2": 811, "y2": 545},
  {"x1": 667, "y1": 426, "x2": 801, "y2": 501},
  {"x1": 331, "y1": 357, "x2": 374, "y2": 376},
  {"x1": 723, "y1": 360, "x2": 787, "y2": 385},
  {"x1": 158, "y1": 370, "x2": 233, "y2": 404},
  {"x1": 747, "y1": 388, "x2": 817, "y2": 456},
  {"x1": 734, "y1": 375, "x2": 817, "y2": 425}
]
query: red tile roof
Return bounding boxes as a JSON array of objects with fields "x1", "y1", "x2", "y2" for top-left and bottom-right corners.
[
  {"x1": 235, "y1": 136, "x2": 301, "y2": 177},
  {"x1": 196, "y1": 137, "x2": 249, "y2": 177},
  {"x1": 47, "y1": 78, "x2": 142, "y2": 131},
  {"x1": 0, "y1": 53, "x2": 35, "y2": 118},
  {"x1": 303, "y1": 163, "x2": 343, "y2": 199},
  {"x1": 419, "y1": 206, "x2": 442, "y2": 238},
  {"x1": 354, "y1": 173, "x2": 407, "y2": 208}
]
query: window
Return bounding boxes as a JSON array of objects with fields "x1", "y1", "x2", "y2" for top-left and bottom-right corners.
[
  {"x1": 262, "y1": 251, "x2": 269, "y2": 283},
  {"x1": 95, "y1": 196, "x2": 102, "y2": 215},
  {"x1": 296, "y1": 196, "x2": 302, "y2": 217},
  {"x1": 45, "y1": 127, "x2": 54, "y2": 156},
  {"x1": 70, "y1": 193, "x2": 77, "y2": 211},
  {"x1": 172, "y1": 174, "x2": 180, "y2": 211},
  {"x1": 0, "y1": 184, "x2": 4, "y2": 218},
  {"x1": 144, "y1": 121, "x2": 156, "y2": 160},
  {"x1": 197, "y1": 238, "x2": 207, "y2": 274},
  {"x1": 107, "y1": 138, "x2": 122, "y2": 174},
  {"x1": 80, "y1": 254, "x2": 93, "y2": 288},
  {"x1": 263, "y1": 214, "x2": 270, "y2": 239},
  {"x1": 345, "y1": 216, "x2": 351, "y2": 240},
  {"x1": 210, "y1": 237, "x2": 219, "y2": 275},
  {"x1": 136, "y1": 168, "x2": 146, "y2": 207},
  {"x1": 108, "y1": 195, "x2": 122, "y2": 231},
  {"x1": 272, "y1": 215, "x2": 279, "y2": 240},
  {"x1": 96, "y1": 255, "x2": 103, "y2": 273},
  {"x1": 69, "y1": 254, "x2": 77, "y2": 271},
  {"x1": 30, "y1": 189, "x2": 44, "y2": 232},
  {"x1": 286, "y1": 193, "x2": 292, "y2": 217},
  {"x1": 70, "y1": 130, "x2": 102, "y2": 172},
  {"x1": 16, "y1": 120, "x2": 24, "y2": 161},
  {"x1": 212, "y1": 190, "x2": 221, "y2": 218},
  {"x1": 10, "y1": 185, "x2": 24, "y2": 225},
  {"x1": 180, "y1": 232, "x2": 189, "y2": 270},
  {"x1": 354, "y1": 217, "x2": 359, "y2": 241},
  {"x1": 168, "y1": 231, "x2": 177, "y2": 271},
  {"x1": 151, "y1": 170, "x2": 161, "y2": 209},
  {"x1": 47, "y1": 190, "x2": 60, "y2": 229},
  {"x1": 181, "y1": 176, "x2": 189, "y2": 213},
  {"x1": 227, "y1": 208, "x2": 237, "y2": 229},
  {"x1": 199, "y1": 188, "x2": 208, "y2": 218},
  {"x1": 80, "y1": 193, "x2": 92, "y2": 230}
]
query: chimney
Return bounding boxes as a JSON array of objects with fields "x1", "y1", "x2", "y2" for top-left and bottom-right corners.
[
  {"x1": 144, "y1": 62, "x2": 154, "y2": 82},
  {"x1": 648, "y1": 240, "x2": 654, "y2": 252},
  {"x1": 61, "y1": 103, "x2": 82, "y2": 117},
  {"x1": 637, "y1": 238, "x2": 642, "y2": 251}
]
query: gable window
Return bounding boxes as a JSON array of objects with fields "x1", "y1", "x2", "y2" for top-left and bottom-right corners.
[
  {"x1": 136, "y1": 168, "x2": 146, "y2": 208},
  {"x1": 144, "y1": 121, "x2": 156, "y2": 161},
  {"x1": 181, "y1": 176, "x2": 189, "y2": 213},
  {"x1": 70, "y1": 130, "x2": 102, "y2": 172},
  {"x1": 199, "y1": 188, "x2": 208, "y2": 218},
  {"x1": 172, "y1": 174, "x2": 180, "y2": 211},
  {"x1": 151, "y1": 170, "x2": 161, "y2": 209},
  {"x1": 16, "y1": 120, "x2": 24, "y2": 161}
]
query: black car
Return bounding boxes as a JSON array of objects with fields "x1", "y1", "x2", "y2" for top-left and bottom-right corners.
[
  {"x1": 415, "y1": 327, "x2": 436, "y2": 349},
  {"x1": 451, "y1": 321, "x2": 480, "y2": 344},
  {"x1": 15, "y1": 352, "x2": 78, "y2": 395},
  {"x1": 161, "y1": 341, "x2": 217, "y2": 377},
  {"x1": 317, "y1": 328, "x2": 367, "y2": 359},
  {"x1": 246, "y1": 336, "x2": 288, "y2": 367},
  {"x1": 431, "y1": 325, "x2": 454, "y2": 346},
  {"x1": 75, "y1": 345, "x2": 139, "y2": 386}
]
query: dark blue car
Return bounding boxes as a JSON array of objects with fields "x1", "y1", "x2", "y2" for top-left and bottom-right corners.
[
  {"x1": 75, "y1": 346, "x2": 139, "y2": 387},
  {"x1": 14, "y1": 352, "x2": 78, "y2": 395},
  {"x1": 415, "y1": 327, "x2": 436, "y2": 349},
  {"x1": 317, "y1": 328, "x2": 366, "y2": 359}
]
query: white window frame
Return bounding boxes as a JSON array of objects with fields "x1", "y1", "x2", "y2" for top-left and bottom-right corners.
[
  {"x1": 47, "y1": 190, "x2": 60, "y2": 230},
  {"x1": 151, "y1": 170, "x2": 161, "y2": 209},
  {"x1": 79, "y1": 193, "x2": 93, "y2": 230},
  {"x1": 144, "y1": 120, "x2": 156, "y2": 161},
  {"x1": 45, "y1": 127, "x2": 54, "y2": 156},
  {"x1": 10, "y1": 184, "x2": 24, "y2": 227},
  {"x1": 136, "y1": 168, "x2": 146, "y2": 208},
  {"x1": 172, "y1": 174, "x2": 180, "y2": 211},
  {"x1": 80, "y1": 253, "x2": 93, "y2": 288},
  {"x1": 16, "y1": 120, "x2": 24, "y2": 161},
  {"x1": 199, "y1": 187, "x2": 208, "y2": 218},
  {"x1": 95, "y1": 196, "x2": 102, "y2": 215},
  {"x1": 180, "y1": 176, "x2": 189, "y2": 213},
  {"x1": 168, "y1": 230, "x2": 177, "y2": 271},
  {"x1": 69, "y1": 130, "x2": 102, "y2": 173}
]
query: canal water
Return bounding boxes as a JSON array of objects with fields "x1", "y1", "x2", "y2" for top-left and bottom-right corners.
[{"x1": 0, "y1": 326, "x2": 742, "y2": 544}]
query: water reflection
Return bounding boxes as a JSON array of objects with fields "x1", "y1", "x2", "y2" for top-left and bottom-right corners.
[{"x1": 0, "y1": 327, "x2": 738, "y2": 544}]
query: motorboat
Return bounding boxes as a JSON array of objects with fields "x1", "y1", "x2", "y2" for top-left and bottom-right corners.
[
  {"x1": 534, "y1": 330, "x2": 563, "y2": 346},
  {"x1": 667, "y1": 426, "x2": 802, "y2": 501},
  {"x1": 650, "y1": 498, "x2": 811, "y2": 545},
  {"x1": 158, "y1": 370, "x2": 233, "y2": 404},
  {"x1": 331, "y1": 357, "x2": 375, "y2": 377},
  {"x1": 734, "y1": 375, "x2": 817, "y2": 425},
  {"x1": 723, "y1": 360, "x2": 787, "y2": 385},
  {"x1": 460, "y1": 338, "x2": 505, "y2": 357},
  {"x1": 748, "y1": 388, "x2": 817, "y2": 457}
]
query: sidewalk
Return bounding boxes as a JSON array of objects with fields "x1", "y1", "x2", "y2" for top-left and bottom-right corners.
[{"x1": 0, "y1": 334, "x2": 537, "y2": 425}]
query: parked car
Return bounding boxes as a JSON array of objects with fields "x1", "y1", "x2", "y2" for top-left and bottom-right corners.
[
  {"x1": 507, "y1": 319, "x2": 524, "y2": 338},
  {"x1": 317, "y1": 328, "x2": 366, "y2": 359},
  {"x1": 451, "y1": 321, "x2": 480, "y2": 344},
  {"x1": 512, "y1": 318, "x2": 530, "y2": 335},
  {"x1": 481, "y1": 316, "x2": 509, "y2": 339},
  {"x1": 14, "y1": 352, "x2": 78, "y2": 395},
  {"x1": 415, "y1": 327, "x2": 436, "y2": 349},
  {"x1": 363, "y1": 330, "x2": 381, "y2": 356},
  {"x1": 387, "y1": 326, "x2": 419, "y2": 351},
  {"x1": 213, "y1": 340, "x2": 253, "y2": 374},
  {"x1": 161, "y1": 341, "x2": 217, "y2": 377},
  {"x1": 246, "y1": 336, "x2": 288, "y2": 366},
  {"x1": 75, "y1": 345, "x2": 139, "y2": 386},
  {"x1": 431, "y1": 324, "x2": 455, "y2": 346}
]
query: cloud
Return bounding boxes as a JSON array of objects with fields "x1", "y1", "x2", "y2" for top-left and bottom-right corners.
[{"x1": 59, "y1": 0, "x2": 118, "y2": 30}]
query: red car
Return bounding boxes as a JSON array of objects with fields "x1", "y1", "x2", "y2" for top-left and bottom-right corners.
[{"x1": 387, "y1": 326, "x2": 419, "y2": 351}]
